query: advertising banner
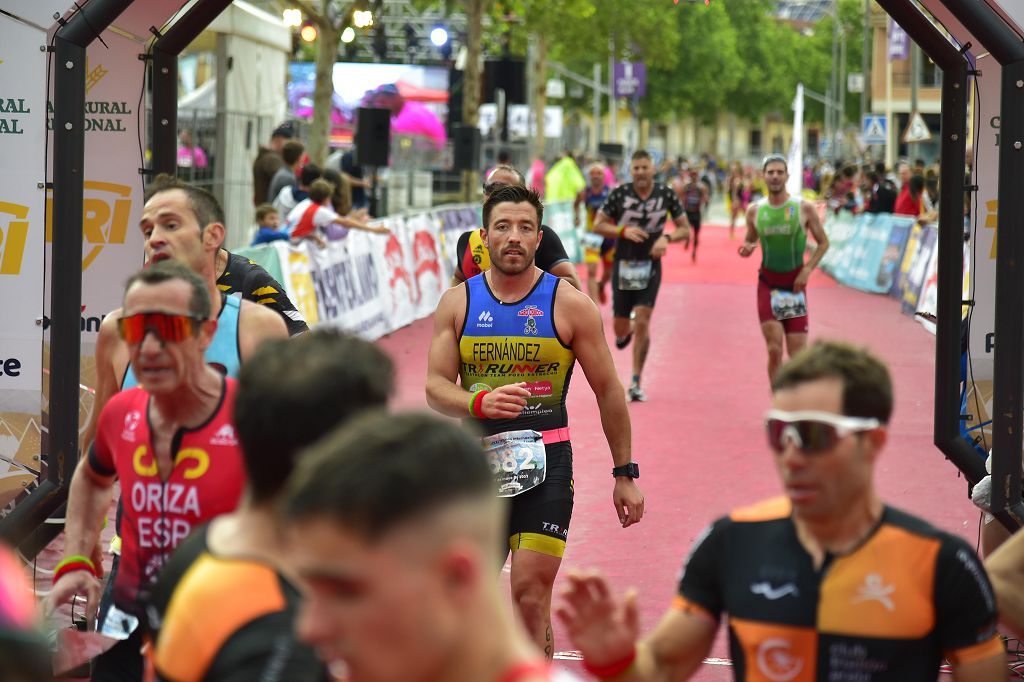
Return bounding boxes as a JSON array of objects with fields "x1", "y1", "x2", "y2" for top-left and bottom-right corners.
[
  {"x1": 433, "y1": 204, "x2": 478, "y2": 277},
  {"x1": 916, "y1": 243, "x2": 971, "y2": 335},
  {"x1": 819, "y1": 212, "x2": 919, "y2": 296},
  {"x1": 60, "y1": 31, "x2": 149, "y2": 337},
  {"x1": 890, "y1": 222, "x2": 923, "y2": 299},
  {"x1": 545, "y1": 201, "x2": 581, "y2": 264},
  {"x1": 828, "y1": 213, "x2": 897, "y2": 294},
  {"x1": 969, "y1": 67, "x2": 1000, "y2": 376},
  {"x1": 304, "y1": 233, "x2": 391, "y2": 339},
  {"x1": 0, "y1": 19, "x2": 47, "y2": 394},
  {"x1": 900, "y1": 225, "x2": 937, "y2": 315},
  {"x1": 819, "y1": 211, "x2": 860, "y2": 283},
  {"x1": 0, "y1": 16, "x2": 50, "y2": 508},
  {"x1": 875, "y1": 219, "x2": 913, "y2": 294},
  {"x1": 256, "y1": 200, "x2": 585, "y2": 345},
  {"x1": 888, "y1": 19, "x2": 909, "y2": 60}
]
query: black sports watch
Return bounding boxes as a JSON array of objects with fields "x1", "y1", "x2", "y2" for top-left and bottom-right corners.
[{"x1": 612, "y1": 462, "x2": 640, "y2": 479}]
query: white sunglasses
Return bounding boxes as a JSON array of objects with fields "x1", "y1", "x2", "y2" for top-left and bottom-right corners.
[{"x1": 764, "y1": 410, "x2": 881, "y2": 454}]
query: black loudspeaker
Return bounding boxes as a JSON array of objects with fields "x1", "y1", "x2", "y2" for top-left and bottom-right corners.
[
  {"x1": 447, "y1": 67, "x2": 464, "y2": 134},
  {"x1": 598, "y1": 142, "x2": 624, "y2": 161},
  {"x1": 483, "y1": 58, "x2": 526, "y2": 104},
  {"x1": 452, "y1": 124, "x2": 480, "y2": 172},
  {"x1": 355, "y1": 107, "x2": 391, "y2": 167}
]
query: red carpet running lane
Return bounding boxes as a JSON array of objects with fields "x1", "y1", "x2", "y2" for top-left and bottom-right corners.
[{"x1": 379, "y1": 219, "x2": 979, "y2": 680}]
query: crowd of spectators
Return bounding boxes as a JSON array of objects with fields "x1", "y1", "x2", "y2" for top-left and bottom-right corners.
[{"x1": 248, "y1": 123, "x2": 386, "y2": 248}]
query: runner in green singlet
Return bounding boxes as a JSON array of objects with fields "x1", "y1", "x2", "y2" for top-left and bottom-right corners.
[{"x1": 739, "y1": 154, "x2": 829, "y2": 380}]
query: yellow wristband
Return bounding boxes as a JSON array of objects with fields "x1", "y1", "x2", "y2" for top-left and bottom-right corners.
[{"x1": 55, "y1": 554, "x2": 96, "y2": 573}]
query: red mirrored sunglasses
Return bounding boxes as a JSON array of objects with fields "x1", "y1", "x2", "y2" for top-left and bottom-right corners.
[{"x1": 116, "y1": 312, "x2": 205, "y2": 345}]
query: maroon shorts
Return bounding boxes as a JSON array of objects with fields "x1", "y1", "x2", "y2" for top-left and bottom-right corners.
[{"x1": 757, "y1": 267, "x2": 809, "y2": 334}]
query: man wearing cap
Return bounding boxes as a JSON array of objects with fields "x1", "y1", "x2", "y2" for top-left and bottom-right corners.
[
  {"x1": 253, "y1": 123, "x2": 294, "y2": 206},
  {"x1": 738, "y1": 154, "x2": 828, "y2": 380}
]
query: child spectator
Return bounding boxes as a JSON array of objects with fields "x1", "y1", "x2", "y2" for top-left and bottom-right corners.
[
  {"x1": 288, "y1": 179, "x2": 389, "y2": 247},
  {"x1": 250, "y1": 204, "x2": 289, "y2": 246}
]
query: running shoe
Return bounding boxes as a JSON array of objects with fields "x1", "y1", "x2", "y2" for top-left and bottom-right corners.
[
  {"x1": 628, "y1": 383, "x2": 647, "y2": 402},
  {"x1": 615, "y1": 332, "x2": 633, "y2": 350}
]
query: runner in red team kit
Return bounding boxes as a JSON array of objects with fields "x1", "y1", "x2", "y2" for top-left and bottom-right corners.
[{"x1": 46, "y1": 262, "x2": 247, "y2": 681}]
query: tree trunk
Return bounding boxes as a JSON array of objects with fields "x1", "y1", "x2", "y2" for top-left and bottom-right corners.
[
  {"x1": 531, "y1": 32, "x2": 547, "y2": 159},
  {"x1": 309, "y1": 18, "x2": 340, "y2": 166},
  {"x1": 463, "y1": 0, "x2": 485, "y2": 126}
]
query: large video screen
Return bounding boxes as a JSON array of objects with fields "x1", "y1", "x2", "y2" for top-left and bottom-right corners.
[{"x1": 288, "y1": 62, "x2": 449, "y2": 155}]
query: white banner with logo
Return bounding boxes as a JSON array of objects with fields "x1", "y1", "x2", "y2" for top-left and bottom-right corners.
[
  {"x1": 257, "y1": 205, "x2": 474, "y2": 339},
  {"x1": 37, "y1": 22, "x2": 153, "y2": 466},
  {"x1": 0, "y1": 16, "x2": 50, "y2": 505},
  {"x1": 0, "y1": 17, "x2": 47, "y2": 395},
  {"x1": 966, "y1": 62, "x2": 999, "y2": 379},
  {"x1": 250, "y1": 201, "x2": 587, "y2": 341},
  {"x1": 44, "y1": 29, "x2": 149, "y2": 339}
]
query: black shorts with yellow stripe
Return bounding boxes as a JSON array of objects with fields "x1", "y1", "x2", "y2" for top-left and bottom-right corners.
[{"x1": 507, "y1": 441, "x2": 573, "y2": 558}]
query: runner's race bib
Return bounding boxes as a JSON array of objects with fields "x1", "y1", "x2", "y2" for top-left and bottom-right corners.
[
  {"x1": 482, "y1": 430, "x2": 547, "y2": 498},
  {"x1": 618, "y1": 259, "x2": 653, "y2": 290},
  {"x1": 99, "y1": 603, "x2": 139, "y2": 641},
  {"x1": 770, "y1": 289, "x2": 808, "y2": 320},
  {"x1": 581, "y1": 231, "x2": 605, "y2": 250}
]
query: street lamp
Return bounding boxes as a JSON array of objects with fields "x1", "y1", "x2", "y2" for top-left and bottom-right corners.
[
  {"x1": 341, "y1": 26, "x2": 356, "y2": 43},
  {"x1": 300, "y1": 22, "x2": 318, "y2": 43},
  {"x1": 430, "y1": 26, "x2": 448, "y2": 47},
  {"x1": 282, "y1": 8, "x2": 302, "y2": 28},
  {"x1": 353, "y1": 9, "x2": 374, "y2": 28}
]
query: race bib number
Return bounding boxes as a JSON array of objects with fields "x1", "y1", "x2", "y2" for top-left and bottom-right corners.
[
  {"x1": 581, "y1": 231, "x2": 605, "y2": 250},
  {"x1": 482, "y1": 430, "x2": 547, "y2": 498},
  {"x1": 770, "y1": 289, "x2": 807, "y2": 320},
  {"x1": 618, "y1": 259, "x2": 653, "y2": 291},
  {"x1": 99, "y1": 604, "x2": 139, "y2": 641}
]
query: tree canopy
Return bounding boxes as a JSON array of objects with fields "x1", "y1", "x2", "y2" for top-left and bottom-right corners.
[{"x1": 542, "y1": 0, "x2": 866, "y2": 127}]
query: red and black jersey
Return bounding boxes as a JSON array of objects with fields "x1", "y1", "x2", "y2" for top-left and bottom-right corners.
[
  {"x1": 676, "y1": 497, "x2": 1002, "y2": 681},
  {"x1": 89, "y1": 379, "x2": 246, "y2": 615}
]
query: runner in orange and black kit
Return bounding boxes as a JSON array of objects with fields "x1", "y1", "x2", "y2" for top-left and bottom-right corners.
[
  {"x1": 428, "y1": 185, "x2": 643, "y2": 660},
  {"x1": 558, "y1": 342, "x2": 1006, "y2": 681},
  {"x1": 46, "y1": 262, "x2": 247, "y2": 682}
]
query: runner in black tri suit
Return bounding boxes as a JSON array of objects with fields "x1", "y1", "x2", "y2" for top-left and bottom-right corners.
[
  {"x1": 674, "y1": 167, "x2": 708, "y2": 263},
  {"x1": 593, "y1": 150, "x2": 692, "y2": 402},
  {"x1": 216, "y1": 249, "x2": 309, "y2": 336},
  {"x1": 558, "y1": 342, "x2": 1006, "y2": 681}
]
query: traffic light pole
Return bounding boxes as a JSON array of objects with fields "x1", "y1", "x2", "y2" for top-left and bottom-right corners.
[{"x1": 548, "y1": 60, "x2": 612, "y2": 157}]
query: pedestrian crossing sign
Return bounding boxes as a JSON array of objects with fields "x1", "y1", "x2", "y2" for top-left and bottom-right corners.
[
  {"x1": 862, "y1": 115, "x2": 887, "y2": 145},
  {"x1": 902, "y1": 112, "x2": 932, "y2": 143}
]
